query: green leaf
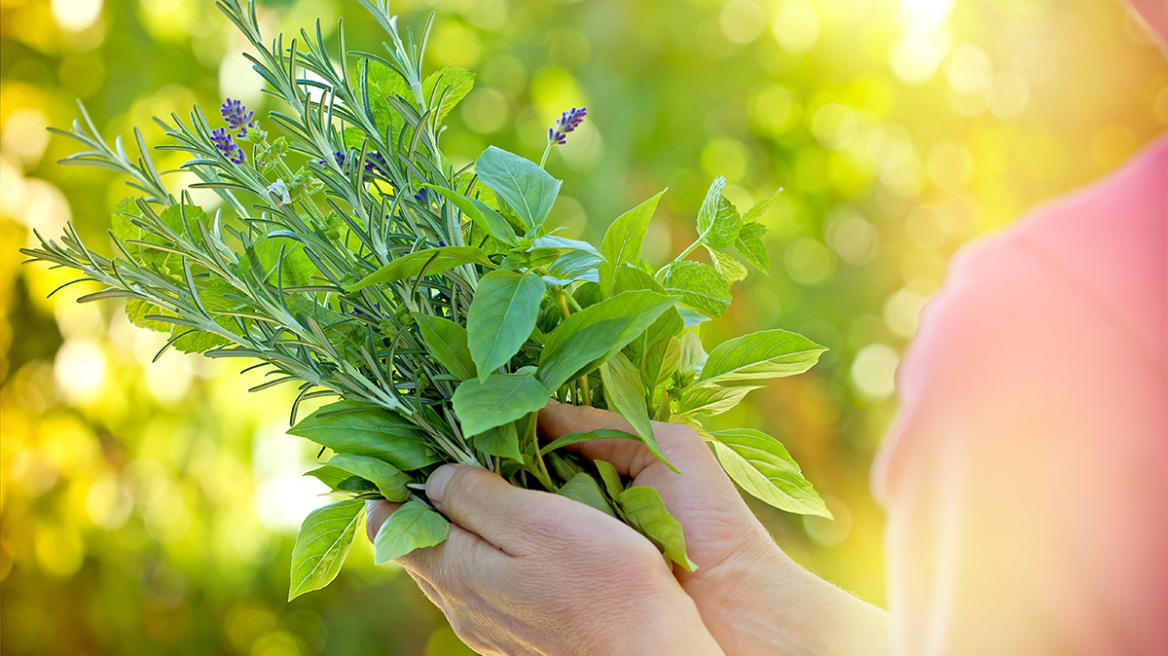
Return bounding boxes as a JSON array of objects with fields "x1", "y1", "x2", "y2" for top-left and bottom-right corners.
[
  {"x1": 471, "y1": 422, "x2": 524, "y2": 461},
  {"x1": 678, "y1": 332, "x2": 708, "y2": 375},
  {"x1": 696, "y1": 177, "x2": 742, "y2": 249},
  {"x1": 677, "y1": 383, "x2": 762, "y2": 417},
  {"x1": 600, "y1": 352, "x2": 674, "y2": 471},
  {"x1": 705, "y1": 246, "x2": 748, "y2": 283},
  {"x1": 710, "y1": 429, "x2": 830, "y2": 518},
  {"x1": 305, "y1": 465, "x2": 351, "y2": 490},
  {"x1": 422, "y1": 67, "x2": 474, "y2": 125},
  {"x1": 366, "y1": 62, "x2": 412, "y2": 136},
  {"x1": 254, "y1": 234, "x2": 316, "y2": 286},
  {"x1": 373, "y1": 500, "x2": 450, "y2": 565},
  {"x1": 594, "y1": 459, "x2": 624, "y2": 498},
  {"x1": 743, "y1": 188, "x2": 782, "y2": 221},
  {"x1": 641, "y1": 336, "x2": 681, "y2": 390},
  {"x1": 466, "y1": 270, "x2": 545, "y2": 380},
  {"x1": 289, "y1": 401, "x2": 442, "y2": 470},
  {"x1": 616, "y1": 486, "x2": 696, "y2": 571},
  {"x1": 538, "y1": 290, "x2": 679, "y2": 391},
  {"x1": 326, "y1": 453, "x2": 410, "y2": 502},
  {"x1": 540, "y1": 428, "x2": 640, "y2": 455},
  {"x1": 348, "y1": 246, "x2": 492, "y2": 290},
  {"x1": 557, "y1": 473, "x2": 617, "y2": 518},
  {"x1": 735, "y1": 222, "x2": 769, "y2": 271},
  {"x1": 598, "y1": 190, "x2": 666, "y2": 297},
  {"x1": 696, "y1": 329, "x2": 826, "y2": 385},
  {"x1": 125, "y1": 298, "x2": 175, "y2": 333},
  {"x1": 475, "y1": 146, "x2": 562, "y2": 230},
  {"x1": 289, "y1": 499, "x2": 364, "y2": 600},
  {"x1": 414, "y1": 313, "x2": 476, "y2": 381},
  {"x1": 425, "y1": 185, "x2": 518, "y2": 247},
  {"x1": 452, "y1": 372, "x2": 549, "y2": 437},
  {"x1": 661, "y1": 260, "x2": 732, "y2": 318},
  {"x1": 532, "y1": 234, "x2": 600, "y2": 256},
  {"x1": 543, "y1": 250, "x2": 601, "y2": 286}
]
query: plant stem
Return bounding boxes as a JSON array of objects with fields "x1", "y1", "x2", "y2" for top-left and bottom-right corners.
[
  {"x1": 555, "y1": 290, "x2": 592, "y2": 405},
  {"x1": 538, "y1": 141, "x2": 554, "y2": 169},
  {"x1": 527, "y1": 412, "x2": 554, "y2": 490}
]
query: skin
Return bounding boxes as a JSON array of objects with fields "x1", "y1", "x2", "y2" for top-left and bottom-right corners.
[{"x1": 367, "y1": 402, "x2": 889, "y2": 655}]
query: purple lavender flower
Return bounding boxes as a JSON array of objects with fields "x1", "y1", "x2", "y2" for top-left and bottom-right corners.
[
  {"x1": 413, "y1": 187, "x2": 428, "y2": 204},
  {"x1": 210, "y1": 127, "x2": 246, "y2": 165},
  {"x1": 220, "y1": 99, "x2": 254, "y2": 137},
  {"x1": 363, "y1": 152, "x2": 387, "y2": 175},
  {"x1": 547, "y1": 106, "x2": 587, "y2": 146}
]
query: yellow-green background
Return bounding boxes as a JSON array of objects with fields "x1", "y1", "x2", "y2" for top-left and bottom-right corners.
[{"x1": 2, "y1": 0, "x2": 1165, "y2": 653}]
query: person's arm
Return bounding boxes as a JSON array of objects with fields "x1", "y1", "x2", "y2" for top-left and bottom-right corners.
[{"x1": 365, "y1": 462, "x2": 726, "y2": 656}]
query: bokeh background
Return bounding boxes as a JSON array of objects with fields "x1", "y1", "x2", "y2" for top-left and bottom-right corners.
[{"x1": 1, "y1": 0, "x2": 1165, "y2": 653}]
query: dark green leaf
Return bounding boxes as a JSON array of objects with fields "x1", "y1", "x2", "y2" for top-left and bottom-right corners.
[
  {"x1": 326, "y1": 453, "x2": 410, "y2": 502},
  {"x1": 414, "y1": 313, "x2": 476, "y2": 381},
  {"x1": 475, "y1": 146, "x2": 561, "y2": 230},
  {"x1": 540, "y1": 428, "x2": 640, "y2": 455},
  {"x1": 466, "y1": 270, "x2": 545, "y2": 380},
  {"x1": 373, "y1": 500, "x2": 450, "y2": 564},
  {"x1": 710, "y1": 429, "x2": 830, "y2": 518},
  {"x1": 289, "y1": 499, "x2": 364, "y2": 600},
  {"x1": 452, "y1": 372, "x2": 549, "y2": 437},
  {"x1": 348, "y1": 246, "x2": 492, "y2": 290},
  {"x1": 425, "y1": 185, "x2": 517, "y2": 247},
  {"x1": 289, "y1": 401, "x2": 441, "y2": 470},
  {"x1": 472, "y1": 422, "x2": 524, "y2": 461},
  {"x1": 616, "y1": 486, "x2": 696, "y2": 571},
  {"x1": 696, "y1": 329, "x2": 825, "y2": 385}
]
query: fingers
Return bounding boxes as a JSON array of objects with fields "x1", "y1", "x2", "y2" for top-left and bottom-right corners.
[
  {"x1": 364, "y1": 499, "x2": 402, "y2": 543},
  {"x1": 538, "y1": 402, "x2": 720, "y2": 479}
]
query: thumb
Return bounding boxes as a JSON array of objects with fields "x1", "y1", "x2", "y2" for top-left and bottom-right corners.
[{"x1": 425, "y1": 463, "x2": 616, "y2": 556}]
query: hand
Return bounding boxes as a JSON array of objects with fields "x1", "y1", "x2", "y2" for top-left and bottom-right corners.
[
  {"x1": 365, "y1": 462, "x2": 726, "y2": 656},
  {"x1": 538, "y1": 402, "x2": 889, "y2": 656}
]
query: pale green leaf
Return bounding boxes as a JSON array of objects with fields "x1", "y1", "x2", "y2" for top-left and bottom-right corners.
[
  {"x1": 677, "y1": 383, "x2": 762, "y2": 417},
  {"x1": 696, "y1": 329, "x2": 825, "y2": 385},
  {"x1": 705, "y1": 246, "x2": 748, "y2": 283},
  {"x1": 594, "y1": 459, "x2": 624, "y2": 498},
  {"x1": 660, "y1": 260, "x2": 731, "y2": 318},
  {"x1": 598, "y1": 190, "x2": 666, "y2": 297},
  {"x1": 422, "y1": 67, "x2": 474, "y2": 125},
  {"x1": 742, "y1": 188, "x2": 783, "y2": 223},
  {"x1": 600, "y1": 352, "x2": 674, "y2": 471},
  {"x1": 617, "y1": 486, "x2": 696, "y2": 571},
  {"x1": 557, "y1": 472, "x2": 617, "y2": 517},
  {"x1": 710, "y1": 429, "x2": 830, "y2": 518},
  {"x1": 424, "y1": 185, "x2": 517, "y2": 247},
  {"x1": 735, "y1": 222, "x2": 769, "y2": 271},
  {"x1": 475, "y1": 146, "x2": 562, "y2": 230},
  {"x1": 540, "y1": 429, "x2": 640, "y2": 455},
  {"x1": 289, "y1": 499, "x2": 364, "y2": 600},
  {"x1": 466, "y1": 270, "x2": 545, "y2": 380},
  {"x1": 373, "y1": 500, "x2": 450, "y2": 564}
]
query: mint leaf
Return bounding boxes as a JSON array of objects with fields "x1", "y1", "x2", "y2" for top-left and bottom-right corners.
[
  {"x1": 735, "y1": 222, "x2": 769, "y2": 270},
  {"x1": 660, "y1": 260, "x2": 731, "y2": 318},
  {"x1": 422, "y1": 67, "x2": 474, "y2": 125}
]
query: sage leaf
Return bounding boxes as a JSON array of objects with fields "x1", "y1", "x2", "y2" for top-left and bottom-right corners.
[
  {"x1": 661, "y1": 260, "x2": 731, "y2": 318},
  {"x1": 599, "y1": 190, "x2": 666, "y2": 297},
  {"x1": 326, "y1": 453, "x2": 410, "y2": 502},
  {"x1": 709, "y1": 429, "x2": 830, "y2": 518},
  {"x1": 600, "y1": 352, "x2": 674, "y2": 471},
  {"x1": 475, "y1": 146, "x2": 561, "y2": 230},
  {"x1": 373, "y1": 500, "x2": 450, "y2": 564},
  {"x1": 348, "y1": 246, "x2": 492, "y2": 290},
  {"x1": 466, "y1": 270, "x2": 545, "y2": 381},
  {"x1": 414, "y1": 313, "x2": 476, "y2": 381},
  {"x1": 540, "y1": 428, "x2": 640, "y2": 455},
  {"x1": 557, "y1": 472, "x2": 617, "y2": 518},
  {"x1": 289, "y1": 401, "x2": 442, "y2": 470},
  {"x1": 452, "y1": 372, "x2": 549, "y2": 437},
  {"x1": 616, "y1": 486, "x2": 697, "y2": 571},
  {"x1": 288, "y1": 499, "x2": 364, "y2": 600},
  {"x1": 472, "y1": 422, "x2": 524, "y2": 461},
  {"x1": 696, "y1": 329, "x2": 825, "y2": 385}
]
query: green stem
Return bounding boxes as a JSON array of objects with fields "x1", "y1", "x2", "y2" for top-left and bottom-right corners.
[
  {"x1": 555, "y1": 291, "x2": 592, "y2": 406},
  {"x1": 527, "y1": 413, "x2": 554, "y2": 490},
  {"x1": 538, "y1": 141, "x2": 555, "y2": 169}
]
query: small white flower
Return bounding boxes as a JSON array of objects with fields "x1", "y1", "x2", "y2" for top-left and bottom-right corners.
[{"x1": 267, "y1": 179, "x2": 292, "y2": 205}]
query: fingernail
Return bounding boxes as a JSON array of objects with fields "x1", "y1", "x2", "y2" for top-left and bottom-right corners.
[{"x1": 426, "y1": 464, "x2": 457, "y2": 506}]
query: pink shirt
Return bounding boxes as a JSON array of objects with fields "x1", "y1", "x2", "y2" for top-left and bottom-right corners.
[{"x1": 873, "y1": 135, "x2": 1167, "y2": 655}]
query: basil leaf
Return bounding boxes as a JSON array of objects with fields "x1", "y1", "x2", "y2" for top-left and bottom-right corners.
[
  {"x1": 710, "y1": 428, "x2": 830, "y2": 518},
  {"x1": 696, "y1": 329, "x2": 825, "y2": 385},
  {"x1": 452, "y1": 372, "x2": 549, "y2": 437},
  {"x1": 305, "y1": 465, "x2": 352, "y2": 490},
  {"x1": 557, "y1": 472, "x2": 617, "y2": 518},
  {"x1": 532, "y1": 234, "x2": 601, "y2": 256},
  {"x1": 540, "y1": 428, "x2": 640, "y2": 455},
  {"x1": 660, "y1": 260, "x2": 731, "y2": 318},
  {"x1": 677, "y1": 383, "x2": 762, "y2": 417},
  {"x1": 600, "y1": 352, "x2": 674, "y2": 471},
  {"x1": 594, "y1": 459, "x2": 625, "y2": 498},
  {"x1": 543, "y1": 250, "x2": 602, "y2": 286},
  {"x1": 466, "y1": 269, "x2": 545, "y2": 381},
  {"x1": 373, "y1": 500, "x2": 450, "y2": 565},
  {"x1": 414, "y1": 313, "x2": 476, "y2": 381},
  {"x1": 472, "y1": 422, "x2": 524, "y2": 461},
  {"x1": 348, "y1": 246, "x2": 492, "y2": 290},
  {"x1": 616, "y1": 486, "x2": 696, "y2": 571},
  {"x1": 475, "y1": 146, "x2": 561, "y2": 230},
  {"x1": 326, "y1": 453, "x2": 410, "y2": 502},
  {"x1": 424, "y1": 184, "x2": 518, "y2": 247},
  {"x1": 289, "y1": 401, "x2": 441, "y2": 470},
  {"x1": 599, "y1": 190, "x2": 666, "y2": 297},
  {"x1": 288, "y1": 499, "x2": 365, "y2": 600}
]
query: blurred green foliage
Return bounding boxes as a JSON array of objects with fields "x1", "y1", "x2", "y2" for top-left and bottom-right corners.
[{"x1": 2, "y1": 0, "x2": 1165, "y2": 653}]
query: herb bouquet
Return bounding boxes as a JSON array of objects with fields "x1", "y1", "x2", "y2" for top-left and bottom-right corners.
[{"x1": 22, "y1": 0, "x2": 831, "y2": 601}]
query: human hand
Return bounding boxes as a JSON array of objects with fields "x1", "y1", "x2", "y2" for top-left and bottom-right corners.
[
  {"x1": 365, "y1": 462, "x2": 726, "y2": 656},
  {"x1": 538, "y1": 402, "x2": 889, "y2": 656}
]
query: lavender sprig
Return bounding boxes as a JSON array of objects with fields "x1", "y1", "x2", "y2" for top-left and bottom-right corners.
[
  {"x1": 210, "y1": 127, "x2": 246, "y2": 164},
  {"x1": 221, "y1": 98, "x2": 255, "y2": 137},
  {"x1": 539, "y1": 106, "x2": 587, "y2": 168}
]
